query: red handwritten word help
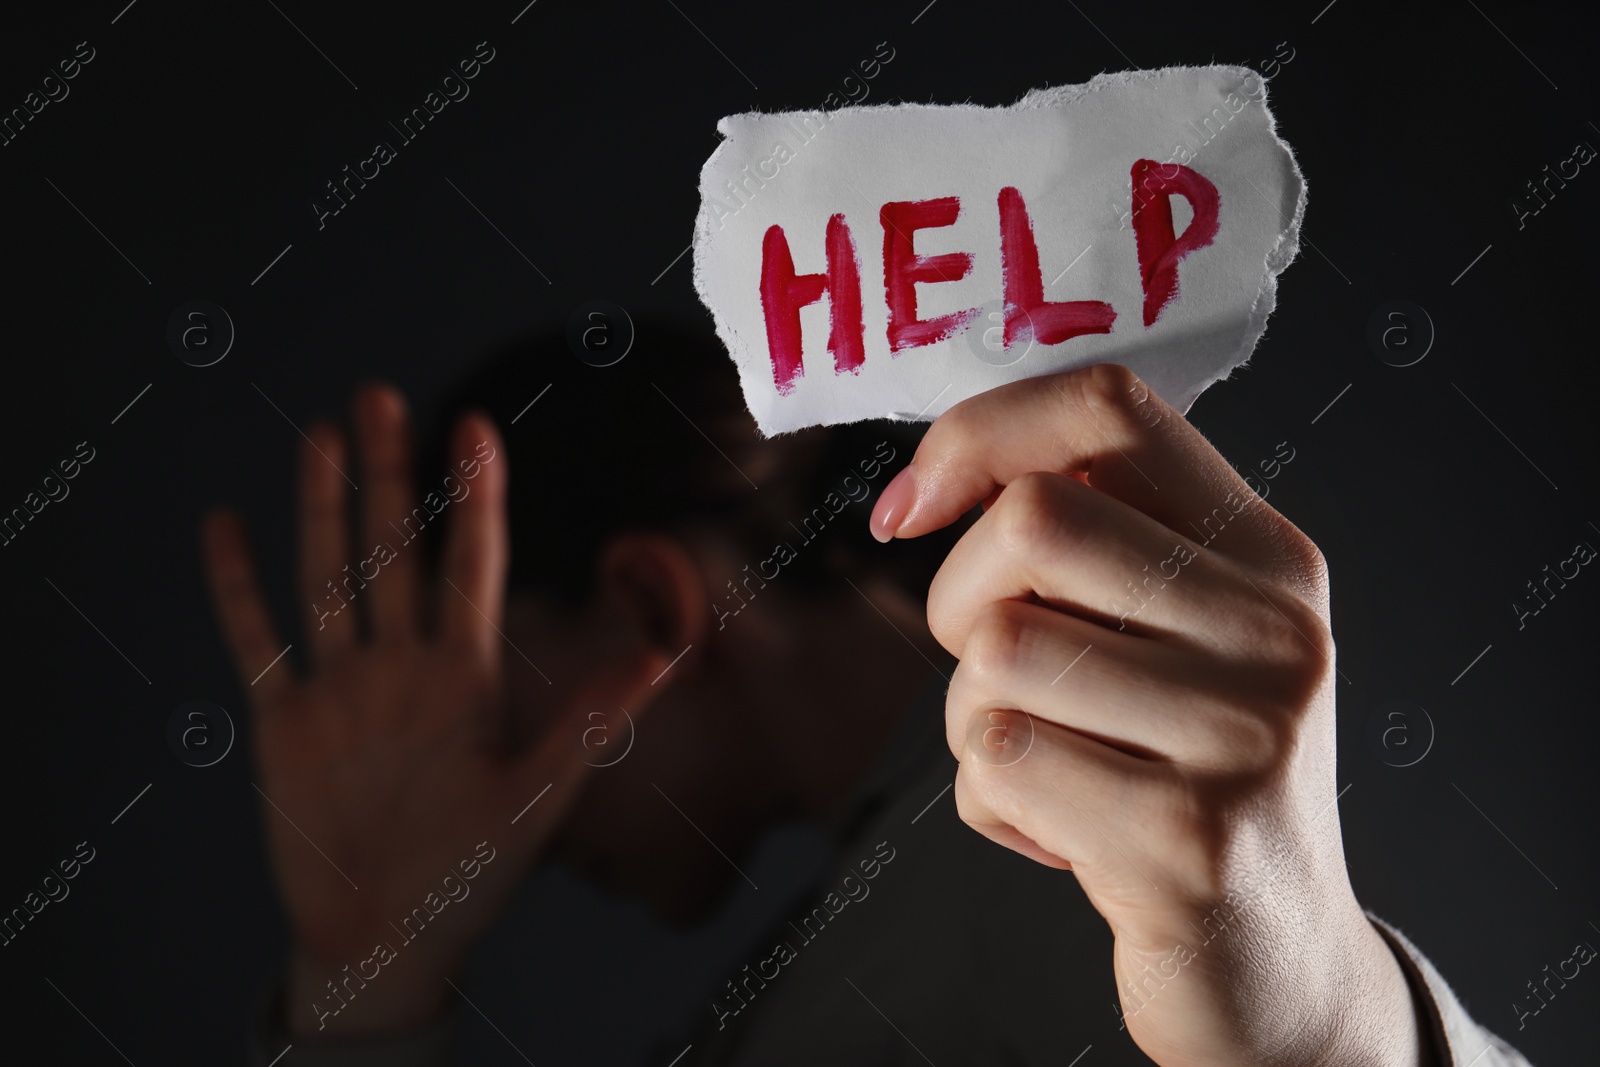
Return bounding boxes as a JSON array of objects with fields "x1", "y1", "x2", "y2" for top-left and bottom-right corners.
[{"x1": 758, "y1": 160, "x2": 1219, "y2": 394}]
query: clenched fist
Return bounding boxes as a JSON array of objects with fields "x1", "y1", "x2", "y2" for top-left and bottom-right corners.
[{"x1": 871, "y1": 364, "x2": 1433, "y2": 1067}]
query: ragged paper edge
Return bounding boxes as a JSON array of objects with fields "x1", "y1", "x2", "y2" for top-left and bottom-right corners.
[{"x1": 691, "y1": 65, "x2": 1307, "y2": 436}]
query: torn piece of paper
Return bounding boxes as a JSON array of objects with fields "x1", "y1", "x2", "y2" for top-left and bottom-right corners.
[{"x1": 691, "y1": 65, "x2": 1305, "y2": 437}]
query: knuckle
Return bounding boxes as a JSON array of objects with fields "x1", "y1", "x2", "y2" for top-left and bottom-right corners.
[
  {"x1": 921, "y1": 392, "x2": 982, "y2": 464},
  {"x1": 1277, "y1": 525, "x2": 1330, "y2": 592},
  {"x1": 943, "y1": 668, "x2": 972, "y2": 759},
  {"x1": 960, "y1": 600, "x2": 1033, "y2": 689},
  {"x1": 1267, "y1": 521, "x2": 1331, "y2": 588},
  {"x1": 1243, "y1": 590, "x2": 1335, "y2": 711},
  {"x1": 1238, "y1": 512, "x2": 1331, "y2": 606},
  {"x1": 952, "y1": 766, "x2": 992, "y2": 824},
  {"x1": 1209, "y1": 705, "x2": 1292, "y2": 772},
  {"x1": 990, "y1": 472, "x2": 1068, "y2": 558},
  {"x1": 925, "y1": 566, "x2": 972, "y2": 656},
  {"x1": 1281, "y1": 593, "x2": 1336, "y2": 671},
  {"x1": 1073, "y1": 362, "x2": 1142, "y2": 421},
  {"x1": 924, "y1": 595, "x2": 960, "y2": 660},
  {"x1": 956, "y1": 754, "x2": 1023, "y2": 823}
]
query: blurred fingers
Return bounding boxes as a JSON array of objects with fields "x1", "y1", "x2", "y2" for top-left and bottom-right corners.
[
  {"x1": 203, "y1": 509, "x2": 295, "y2": 707},
  {"x1": 298, "y1": 423, "x2": 357, "y2": 663},
  {"x1": 354, "y1": 384, "x2": 422, "y2": 640},
  {"x1": 439, "y1": 413, "x2": 509, "y2": 667}
]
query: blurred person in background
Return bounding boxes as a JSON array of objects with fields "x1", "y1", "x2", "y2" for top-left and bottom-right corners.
[{"x1": 204, "y1": 318, "x2": 1533, "y2": 1065}]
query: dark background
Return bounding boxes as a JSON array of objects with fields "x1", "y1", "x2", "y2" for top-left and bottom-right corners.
[{"x1": 1, "y1": 0, "x2": 1596, "y2": 1062}]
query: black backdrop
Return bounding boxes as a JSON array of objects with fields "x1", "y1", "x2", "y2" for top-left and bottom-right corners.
[{"x1": 1, "y1": 0, "x2": 1596, "y2": 1062}]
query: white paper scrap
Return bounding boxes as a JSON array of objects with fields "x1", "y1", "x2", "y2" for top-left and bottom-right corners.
[{"x1": 691, "y1": 65, "x2": 1305, "y2": 436}]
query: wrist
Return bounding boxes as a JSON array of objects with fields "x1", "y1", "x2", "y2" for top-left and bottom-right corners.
[
  {"x1": 1286, "y1": 908, "x2": 1432, "y2": 1067},
  {"x1": 284, "y1": 943, "x2": 457, "y2": 1040}
]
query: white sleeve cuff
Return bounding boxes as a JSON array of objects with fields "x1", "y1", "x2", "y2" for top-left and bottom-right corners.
[{"x1": 1367, "y1": 912, "x2": 1536, "y2": 1067}]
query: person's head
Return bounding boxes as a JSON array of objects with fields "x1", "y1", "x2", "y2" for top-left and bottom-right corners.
[{"x1": 428, "y1": 315, "x2": 957, "y2": 922}]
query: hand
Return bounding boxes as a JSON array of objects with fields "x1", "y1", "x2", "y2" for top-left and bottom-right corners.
[
  {"x1": 872, "y1": 365, "x2": 1431, "y2": 1067},
  {"x1": 202, "y1": 385, "x2": 667, "y2": 1039}
]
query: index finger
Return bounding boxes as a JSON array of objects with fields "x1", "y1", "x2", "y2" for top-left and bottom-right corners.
[{"x1": 870, "y1": 363, "x2": 1309, "y2": 573}]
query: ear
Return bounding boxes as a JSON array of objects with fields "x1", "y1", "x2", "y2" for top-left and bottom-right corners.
[{"x1": 595, "y1": 532, "x2": 709, "y2": 682}]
